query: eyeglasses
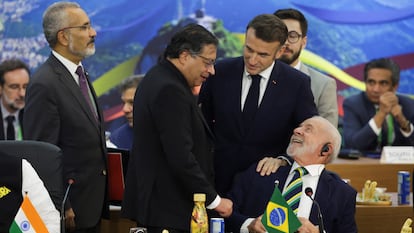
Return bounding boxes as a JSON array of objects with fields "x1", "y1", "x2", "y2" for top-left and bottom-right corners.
[
  {"x1": 58, "y1": 24, "x2": 93, "y2": 33},
  {"x1": 193, "y1": 54, "x2": 216, "y2": 68},
  {"x1": 287, "y1": 31, "x2": 302, "y2": 44}
]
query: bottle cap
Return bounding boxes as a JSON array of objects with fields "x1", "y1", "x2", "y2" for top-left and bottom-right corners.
[{"x1": 193, "y1": 193, "x2": 206, "y2": 202}]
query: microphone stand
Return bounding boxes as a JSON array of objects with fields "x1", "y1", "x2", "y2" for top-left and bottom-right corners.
[
  {"x1": 61, "y1": 179, "x2": 74, "y2": 233},
  {"x1": 305, "y1": 188, "x2": 325, "y2": 233}
]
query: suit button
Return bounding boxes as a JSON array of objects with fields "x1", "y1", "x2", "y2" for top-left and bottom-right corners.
[{"x1": 102, "y1": 169, "x2": 107, "y2": 175}]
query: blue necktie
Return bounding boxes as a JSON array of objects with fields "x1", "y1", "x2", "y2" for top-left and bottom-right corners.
[{"x1": 243, "y1": 75, "x2": 261, "y2": 131}]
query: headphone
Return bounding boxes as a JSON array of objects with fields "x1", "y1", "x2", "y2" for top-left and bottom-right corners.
[{"x1": 320, "y1": 143, "x2": 330, "y2": 156}]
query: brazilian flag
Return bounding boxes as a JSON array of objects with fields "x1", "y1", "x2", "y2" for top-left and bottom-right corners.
[{"x1": 261, "y1": 187, "x2": 301, "y2": 233}]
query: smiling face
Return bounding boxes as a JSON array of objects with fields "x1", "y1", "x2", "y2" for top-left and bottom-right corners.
[
  {"x1": 180, "y1": 44, "x2": 217, "y2": 88},
  {"x1": 286, "y1": 117, "x2": 332, "y2": 165},
  {"x1": 243, "y1": 28, "x2": 284, "y2": 75}
]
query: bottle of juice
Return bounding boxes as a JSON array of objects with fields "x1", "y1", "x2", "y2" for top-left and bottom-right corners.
[{"x1": 190, "y1": 193, "x2": 208, "y2": 233}]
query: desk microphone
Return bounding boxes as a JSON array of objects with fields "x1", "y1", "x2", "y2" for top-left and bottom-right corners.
[
  {"x1": 61, "y1": 179, "x2": 74, "y2": 233},
  {"x1": 305, "y1": 187, "x2": 324, "y2": 233}
]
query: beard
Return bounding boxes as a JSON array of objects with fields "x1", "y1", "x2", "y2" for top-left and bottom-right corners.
[
  {"x1": 279, "y1": 46, "x2": 302, "y2": 65},
  {"x1": 68, "y1": 35, "x2": 96, "y2": 58},
  {"x1": 3, "y1": 94, "x2": 24, "y2": 111},
  {"x1": 286, "y1": 141, "x2": 317, "y2": 158}
]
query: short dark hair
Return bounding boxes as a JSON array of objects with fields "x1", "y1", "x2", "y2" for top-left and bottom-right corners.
[
  {"x1": 246, "y1": 14, "x2": 288, "y2": 44},
  {"x1": 164, "y1": 24, "x2": 218, "y2": 59},
  {"x1": 0, "y1": 59, "x2": 30, "y2": 86},
  {"x1": 119, "y1": 74, "x2": 144, "y2": 94},
  {"x1": 274, "y1": 8, "x2": 308, "y2": 37},
  {"x1": 364, "y1": 58, "x2": 400, "y2": 86}
]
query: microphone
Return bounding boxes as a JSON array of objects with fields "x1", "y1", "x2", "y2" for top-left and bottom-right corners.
[
  {"x1": 61, "y1": 179, "x2": 74, "y2": 233},
  {"x1": 305, "y1": 187, "x2": 324, "y2": 233}
]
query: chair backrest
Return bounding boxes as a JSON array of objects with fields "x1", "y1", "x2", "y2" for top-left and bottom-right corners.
[
  {"x1": 107, "y1": 147, "x2": 129, "y2": 205},
  {"x1": 0, "y1": 140, "x2": 63, "y2": 210}
]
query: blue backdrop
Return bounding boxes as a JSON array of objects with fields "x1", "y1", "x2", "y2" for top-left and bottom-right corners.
[{"x1": 1, "y1": 0, "x2": 413, "y2": 132}]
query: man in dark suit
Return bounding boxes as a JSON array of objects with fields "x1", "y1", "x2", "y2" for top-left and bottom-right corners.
[
  {"x1": 121, "y1": 24, "x2": 233, "y2": 233},
  {"x1": 343, "y1": 58, "x2": 414, "y2": 152},
  {"x1": 227, "y1": 116, "x2": 357, "y2": 233},
  {"x1": 198, "y1": 14, "x2": 318, "y2": 196},
  {"x1": 0, "y1": 59, "x2": 30, "y2": 140},
  {"x1": 108, "y1": 74, "x2": 144, "y2": 150},
  {"x1": 23, "y1": 2, "x2": 108, "y2": 232}
]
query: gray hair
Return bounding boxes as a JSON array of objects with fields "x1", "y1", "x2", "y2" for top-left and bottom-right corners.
[
  {"x1": 313, "y1": 116, "x2": 342, "y2": 161},
  {"x1": 119, "y1": 74, "x2": 144, "y2": 94},
  {"x1": 43, "y1": 1, "x2": 80, "y2": 48}
]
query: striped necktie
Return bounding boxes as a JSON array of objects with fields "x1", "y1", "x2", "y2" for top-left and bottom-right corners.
[{"x1": 283, "y1": 167, "x2": 308, "y2": 214}]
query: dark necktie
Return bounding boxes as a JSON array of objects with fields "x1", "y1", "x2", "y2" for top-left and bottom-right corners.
[
  {"x1": 75, "y1": 66, "x2": 97, "y2": 120},
  {"x1": 283, "y1": 167, "x2": 308, "y2": 214},
  {"x1": 243, "y1": 75, "x2": 261, "y2": 130},
  {"x1": 6, "y1": 115, "x2": 15, "y2": 140}
]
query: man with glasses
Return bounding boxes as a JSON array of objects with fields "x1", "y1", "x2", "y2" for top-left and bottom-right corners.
[
  {"x1": 275, "y1": 8, "x2": 338, "y2": 127},
  {"x1": 343, "y1": 58, "x2": 414, "y2": 152},
  {"x1": 198, "y1": 14, "x2": 318, "y2": 197},
  {"x1": 122, "y1": 24, "x2": 233, "y2": 233},
  {"x1": 23, "y1": 2, "x2": 108, "y2": 232},
  {"x1": 0, "y1": 59, "x2": 29, "y2": 140}
]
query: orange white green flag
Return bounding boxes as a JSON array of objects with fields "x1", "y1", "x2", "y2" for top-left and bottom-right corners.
[
  {"x1": 261, "y1": 186, "x2": 301, "y2": 233},
  {"x1": 9, "y1": 194, "x2": 49, "y2": 233}
]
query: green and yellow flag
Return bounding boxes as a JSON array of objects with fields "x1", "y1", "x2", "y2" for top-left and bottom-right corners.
[{"x1": 261, "y1": 187, "x2": 301, "y2": 233}]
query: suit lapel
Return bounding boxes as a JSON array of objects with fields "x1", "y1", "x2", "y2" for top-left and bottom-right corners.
[{"x1": 49, "y1": 56, "x2": 100, "y2": 130}]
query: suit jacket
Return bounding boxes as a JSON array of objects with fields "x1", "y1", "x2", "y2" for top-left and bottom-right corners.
[
  {"x1": 0, "y1": 153, "x2": 22, "y2": 232},
  {"x1": 198, "y1": 57, "x2": 318, "y2": 195},
  {"x1": 343, "y1": 92, "x2": 414, "y2": 151},
  {"x1": 299, "y1": 64, "x2": 338, "y2": 127},
  {"x1": 227, "y1": 163, "x2": 357, "y2": 233},
  {"x1": 23, "y1": 54, "x2": 108, "y2": 229},
  {"x1": 121, "y1": 60, "x2": 217, "y2": 231},
  {"x1": 0, "y1": 108, "x2": 24, "y2": 140},
  {"x1": 109, "y1": 123, "x2": 133, "y2": 150}
]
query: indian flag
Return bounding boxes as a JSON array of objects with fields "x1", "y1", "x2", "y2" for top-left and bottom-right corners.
[{"x1": 9, "y1": 195, "x2": 49, "y2": 233}]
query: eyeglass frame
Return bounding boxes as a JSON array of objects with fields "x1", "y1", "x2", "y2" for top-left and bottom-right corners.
[
  {"x1": 191, "y1": 53, "x2": 216, "y2": 67},
  {"x1": 57, "y1": 24, "x2": 93, "y2": 34},
  {"x1": 287, "y1": 31, "x2": 302, "y2": 44}
]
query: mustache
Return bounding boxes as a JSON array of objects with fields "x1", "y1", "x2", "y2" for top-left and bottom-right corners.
[{"x1": 87, "y1": 38, "x2": 95, "y2": 45}]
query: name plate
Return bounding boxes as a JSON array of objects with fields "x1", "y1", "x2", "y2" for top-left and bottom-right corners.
[{"x1": 380, "y1": 146, "x2": 414, "y2": 164}]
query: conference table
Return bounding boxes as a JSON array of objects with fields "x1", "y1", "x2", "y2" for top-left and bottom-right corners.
[
  {"x1": 327, "y1": 157, "x2": 413, "y2": 233},
  {"x1": 102, "y1": 157, "x2": 413, "y2": 233}
]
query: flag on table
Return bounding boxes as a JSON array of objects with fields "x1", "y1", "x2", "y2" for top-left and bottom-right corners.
[
  {"x1": 261, "y1": 187, "x2": 301, "y2": 233},
  {"x1": 9, "y1": 194, "x2": 49, "y2": 233}
]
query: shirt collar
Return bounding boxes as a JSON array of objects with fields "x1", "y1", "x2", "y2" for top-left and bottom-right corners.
[
  {"x1": 52, "y1": 50, "x2": 82, "y2": 78},
  {"x1": 244, "y1": 60, "x2": 275, "y2": 82},
  {"x1": 291, "y1": 162, "x2": 325, "y2": 177}
]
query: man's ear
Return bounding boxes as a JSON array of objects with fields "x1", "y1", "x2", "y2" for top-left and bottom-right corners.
[{"x1": 57, "y1": 30, "x2": 69, "y2": 46}]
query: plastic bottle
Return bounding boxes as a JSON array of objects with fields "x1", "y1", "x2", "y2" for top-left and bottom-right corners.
[{"x1": 190, "y1": 193, "x2": 208, "y2": 233}]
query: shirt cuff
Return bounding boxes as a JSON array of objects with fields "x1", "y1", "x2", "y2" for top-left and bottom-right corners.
[
  {"x1": 206, "y1": 195, "x2": 220, "y2": 209},
  {"x1": 240, "y1": 218, "x2": 255, "y2": 233},
  {"x1": 276, "y1": 155, "x2": 292, "y2": 166},
  {"x1": 369, "y1": 118, "x2": 381, "y2": 135},
  {"x1": 400, "y1": 123, "x2": 414, "y2": 137}
]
